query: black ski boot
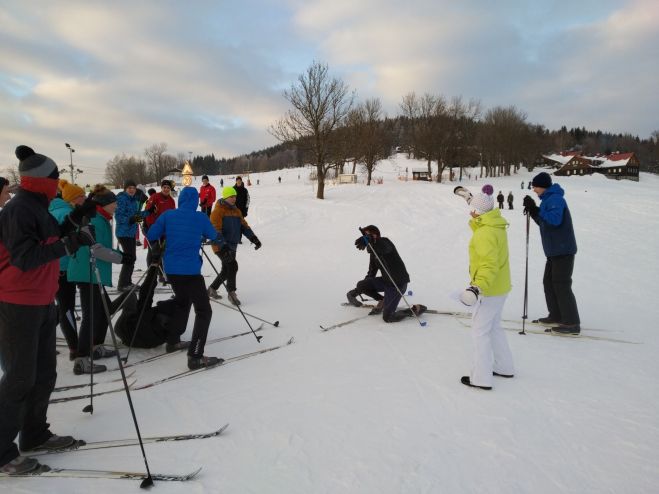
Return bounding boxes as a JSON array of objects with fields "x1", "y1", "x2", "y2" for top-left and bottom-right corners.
[
  {"x1": 188, "y1": 355, "x2": 225, "y2": 370},
  {"x1": 346, "y1": 290, "x2": 362, "y2": 307}
]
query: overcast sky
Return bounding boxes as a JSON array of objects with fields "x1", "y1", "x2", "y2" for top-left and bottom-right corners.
[{"x1": 1, "y1": 0, "x2": 657, "y2": 184}]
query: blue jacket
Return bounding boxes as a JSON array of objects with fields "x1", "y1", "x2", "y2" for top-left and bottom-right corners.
[
  {"x1": 48, "y1": 197, "x2": 73, "y2": 271},
  {"x1": 535, "y1": 183, "x2": 577, "y2": 257},
  {"x1": 67, "y1": 211, "x2": 117, "y2": 286},
  {"x1": 146, "y1": 187, "x2": 217, "y2": 275},
  {"x1": 115, "y1": 191, "x2": 147, "y2": 238}
]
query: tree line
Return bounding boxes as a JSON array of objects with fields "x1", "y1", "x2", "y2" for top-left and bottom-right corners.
[{"x1": 100, "y1": 61, "x2": 658, "y2": 194}]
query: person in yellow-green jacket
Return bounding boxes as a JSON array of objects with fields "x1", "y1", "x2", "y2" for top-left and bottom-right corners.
[{"x1": 458, "y1": 184, "x2": 514, "y2": 391}]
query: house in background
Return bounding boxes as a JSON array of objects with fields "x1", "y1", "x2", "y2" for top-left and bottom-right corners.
[{"x1": 544, "y1": 151, "x2": 640, "y2": 182}]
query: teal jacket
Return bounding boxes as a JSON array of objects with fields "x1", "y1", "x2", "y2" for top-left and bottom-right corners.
[
  {"x1": 48, "y1": 197, "x2": 73, "y2": 271},
  {"x1": 67, "y1": 211, "x2": 119, "y2": 286},
  {"x1": 468, "y1": 208, "x2": 512, "y2": 296}
]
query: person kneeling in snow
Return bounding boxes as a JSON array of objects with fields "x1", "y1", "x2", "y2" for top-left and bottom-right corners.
[
  {"x1": 458, "y1": 185, "x2": 514, "y2": 390},
  {"x1": 114, "y1": 263, "x2": 186, "y2": 352},
  {"x1": 346, "y1": 225, "x2": 412, "y2": 323}
]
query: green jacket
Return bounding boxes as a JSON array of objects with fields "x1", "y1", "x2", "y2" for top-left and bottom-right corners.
[
  {"x1": 48, "y1": 197, "x2": 73, "y2": 271},
  {"x1": 468, "y1": 208, "x2": 511, "y2": 296},
  {"x1": 67, "y1": 212, "x2": 117, "y2": 286}
]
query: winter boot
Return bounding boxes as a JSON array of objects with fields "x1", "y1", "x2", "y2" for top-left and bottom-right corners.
[
  {"x1": 166, "y1": 341, "x2": 190, "y2": 353},
  {"x1": 227, "y1": 291, "x2": 241, "y2": 306},
  {"x1": 187, "y1": 355, "x2": 225, "y2": 370},
  {"x1": 92, "y1": 345, "x2": 118, "y2": 359},
  {"x1": 73, "y1": 357, "x2": 107, "y2": 375},
  {"x1": 533, "y1": 316, "x2": 559, "y2": 325},
  {"x1": 368, "y1": 299, "x2": 384, "y2": 315},
  {"x1": 551, "y1": 324, "x2": 581, "y2": 336},
  {"x1": 0, "y1": 456, "x2": 42, "y2": 475},
  {"x1": 207, "y1": 287, "x2": 222, "y2": 300},
  {"x1": 346, "y1": 290, "x2": 362, "y2": 307},
  {"x1": 22, "y1": 435, "x2": 77, "y2": 453},
  {"x1": 461, "y1": 376, "x2": 492, "y2": 390}
]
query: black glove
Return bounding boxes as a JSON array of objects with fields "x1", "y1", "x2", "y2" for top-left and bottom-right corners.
[
  {"x1": 69, "y1": 198, "x2": 97, "y2": 226},
  {"x1": 61, "y1": 229, "x2": 95, "y2": 256},
  {"x1": 523, "y1": 195, "x2": 539, "y2": 216},
  {"x1": 354, "y1": 235, "x2": 369, "y2": 251},
  {"x1": 251, "y1": 236, "x2": 262, "y2": 250},
  {"x1": 128, "y1": 213, "x2": 143, "y2": 225},
  {"x1": 219, "y1": 246, "x2": 233, "y2": 263},
  {"x1": 149, "y1": 242, "x2": 162, "y2": 265}
]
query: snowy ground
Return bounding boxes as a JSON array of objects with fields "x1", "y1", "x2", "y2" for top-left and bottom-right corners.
[{"x1": 4, "y1": 155, "x2": 659, "y2": 493}]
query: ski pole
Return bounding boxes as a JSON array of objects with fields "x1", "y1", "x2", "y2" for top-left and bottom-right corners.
[
  {"x1": 83, "y1": 258, "x2": 95, "y2": 415},
  {"x1": 98, "y1": 280, "x2": 154, "y2": 488},
  {"x1": 201, "y1": 247, "x2": 263, "y2": 342},
  {"x1": 520, "y1": 210, "x2": 530, "y2": 335},
  {"x1": 209, "y1": 298, "x2": 279, "y2": 327},
  {"x1": 359, "y1": 228, "x2": 426, "y2": 327}
]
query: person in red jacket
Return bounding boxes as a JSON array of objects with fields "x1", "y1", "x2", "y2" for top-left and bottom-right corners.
[
  {"x1": 144, "y1": 180, "x2": 176, "y2": 269},
  {"x1": 0, "y1": 145, "x2": 92, "y2": 474},
  {"x1": 198, "y1": 175, "x2": 216, "y2": 217}
]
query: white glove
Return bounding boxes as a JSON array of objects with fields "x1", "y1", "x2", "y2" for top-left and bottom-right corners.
[{"x1": 459, "y1": 286, "x2": 480, "y2": 306}]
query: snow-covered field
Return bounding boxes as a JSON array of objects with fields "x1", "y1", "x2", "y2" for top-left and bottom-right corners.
[{"x1": 6, "y1": 155, "x2": 659, "y2": 493}]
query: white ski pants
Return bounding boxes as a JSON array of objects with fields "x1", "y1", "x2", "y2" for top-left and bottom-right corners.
[{"x1": 470, "y1": 294, "x2": 514, "y2": 388}]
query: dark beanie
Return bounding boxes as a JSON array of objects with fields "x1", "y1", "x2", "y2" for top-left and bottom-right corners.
[
  {"x1": 202, "y1": 175, "x2": 209, "y2": 181},
  {"x1": 147, "y1": 188, "x2": 156, "y2": 196},
  {"x1": 15, "y1": 145, "x2": 59, "y2": 178},
  {"x1": 363, "y1": 225, "x2": 381, "y2": 237},
  {"x1": 532, "y1": 172, "x2": 552, "y2": 188},
  {"x1": 92, "y1": 188, "x2": 117, "y2": 206},
  {"x1": 0, "y1": 177, "x2": 7, "y2": 193},
  {"x1": 161, "y1": 179, "x2": 172, "y2": 188},
  {"x1": 123, "y1": 179, "x2": 137, "y2": 189}
]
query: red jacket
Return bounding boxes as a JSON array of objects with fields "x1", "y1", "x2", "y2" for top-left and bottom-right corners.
[
  {"x1": 145, "y1": 192, "x2": 176, "y2": 226},
  {"x1": 199, "y1": 183, "x2": 216, "y2": 210}
]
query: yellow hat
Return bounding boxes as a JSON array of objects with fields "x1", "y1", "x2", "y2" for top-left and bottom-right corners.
[
  {"x1": 222, "y1": 186, "x2": 237, "y2": 199},
  {"x1": 58, "y1": 179, "x2": 85, "y2": 203}
]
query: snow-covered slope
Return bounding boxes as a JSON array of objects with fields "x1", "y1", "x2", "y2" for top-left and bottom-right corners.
[{"x1": 8, "y1": 155, "x2": 659, "y2": 492}]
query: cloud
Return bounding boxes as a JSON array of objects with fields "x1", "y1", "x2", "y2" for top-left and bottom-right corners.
[{"x1": 0, "y1": 0, "x2": 656, "y2": 183}]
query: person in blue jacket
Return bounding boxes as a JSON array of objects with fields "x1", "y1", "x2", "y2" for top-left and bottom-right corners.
[
  {"x1": 523, "y1": 172, "x2": 580, "y2": 335},
  {"x1": 146, "y1": 186, "x2": 222, "y2": 370},
  {"x1": 115, "y1": 180, "x2": 148, "y2": 291}
]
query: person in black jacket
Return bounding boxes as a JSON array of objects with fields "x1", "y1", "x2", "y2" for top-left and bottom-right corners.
[
  {"x1": 114, "y1": 263, "x2": 186, "y2": 351},
  {"x1": 346, "y1": 225, "x2": 410, "y2": 322},
  {"x1": 234, "y1": 176, "x2": 250, "y2": 218}
]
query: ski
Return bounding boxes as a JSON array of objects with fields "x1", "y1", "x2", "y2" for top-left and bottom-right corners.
[
  {"x1": 0, "y1": 465, "x2": 201, "y2": 481},
  {"x1": 49, "y1": 379, "x2": 136, "y2": 405},
  {"x1": 320, "y1": 314, "x2": 372, "y2": 332},
  {"x1": 503, "y1": 326, "x2": 639, "y2": 344},
  {"x1": 53, "y1": 370, "x2": 136, "y2": 392},
  {"x1": 110, "y1": 324, "x2": 266, "y2": 371},
  {"x1": 32, "y1": 424, "x2": 229, "y2": 456},
  {"x1": 209, "y1": 298, "x2": 280, "y2": 327},
  {"x1": 133, "y1": 337, "x2": 295, "y2": 391}
]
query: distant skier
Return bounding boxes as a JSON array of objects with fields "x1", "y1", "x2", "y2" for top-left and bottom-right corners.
[
  {"x1": 233, "y1": 176, "x2": 250, "y2": 218},
  {"x1": 507, "y1": 191, "x2": 514, "y2": 210},
  {"x1": 496, "y1": 191, "x2": 504, "y2": 209},
  {"x1": 520, "y1": 181, "x2": 524, "y2": 189},
  {"x1": 198, "y1": 175, "x2": 216, "y2": 217},
  {"x1": 346, "y1": 225, "x2": 415, "y2": 322},
  {"x1": 456, "y1": 184, "x2": 514, "y2": 390}
]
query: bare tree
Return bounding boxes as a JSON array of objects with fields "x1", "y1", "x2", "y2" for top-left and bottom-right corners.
[
  {"x1": 352, "y1": 98, "x2": 390, "y2": 185},
  {"x1": 144, "y1": 143, "x2": 169, "y2": 182},
  {"x1": 105, "y1": 154, "x2": 153, "y2": 187},
  {"x1": 3, "y1": 166, "x2": 20, "y2": 186},
  {"x1": 270, "y1": 61, "x2": 353, "y2": 199}
]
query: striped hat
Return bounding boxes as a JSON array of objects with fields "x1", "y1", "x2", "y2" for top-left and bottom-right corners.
[{"x1": 16, "y1": 145, "x2": 59, "y2": 178}]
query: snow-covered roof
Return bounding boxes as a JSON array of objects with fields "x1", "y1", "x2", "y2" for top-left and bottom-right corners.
[
  {"x1": 596, "y1": 157, "x2": 631, "y2": 168},
  {"x1": 543, "y1": 154, "x2": 573, "y2": 165}
]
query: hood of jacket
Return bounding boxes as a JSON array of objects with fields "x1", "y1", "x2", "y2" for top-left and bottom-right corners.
[
  {"x1": 469, "y1": 208, "x2": 508, "y2": 232},
  {"x1": 539, "y1": 183, "x2": 564, "y2": 201},
  {"x1": 177, "y1": 186, "x2": 198, "y2": 211},
  {"x1": 48, "y1": 196, "x2": 71, "y2": 215}
]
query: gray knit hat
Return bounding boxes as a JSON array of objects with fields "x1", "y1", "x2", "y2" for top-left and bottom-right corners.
[{"x1": 15, "y1": 145, "x2": 59, "y2": 178}]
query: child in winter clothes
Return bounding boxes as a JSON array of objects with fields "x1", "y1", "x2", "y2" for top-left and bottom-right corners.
[
  {"x1": 207, "y1": 186, "x2": 261, "y2": 305},
  {"x1": 67, "y1": 185, "x2": 125, "y2": 375},
  {"x1": 48, "y1": 180, "x2": 87, "y2": 359},
  {"x1": 115, "y1": 180, "x2": 149, "y2": 291},
  {"x1": 458, "y1": 185, "x2": 514, "y2": 390}
]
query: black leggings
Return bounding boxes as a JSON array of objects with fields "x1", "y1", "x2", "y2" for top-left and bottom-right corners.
[
  {"x1": 76, "y1": 283, "x2": 111, "y2": 356},
  {"x1": 209, "y1": 250, "x2": 238, "y2": 292},
  {"x1": 55, "y1": 271, "x2": 78, "y2": 351}
]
